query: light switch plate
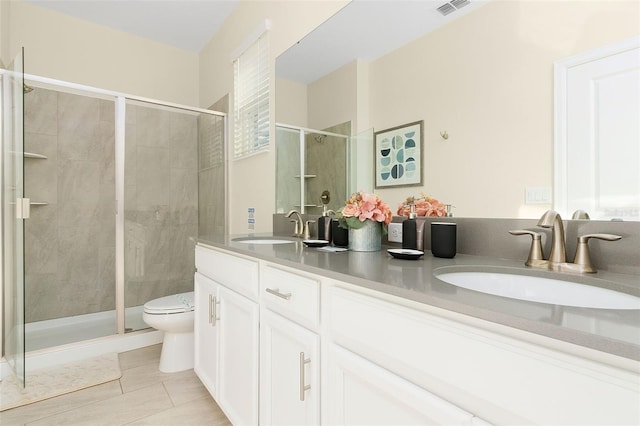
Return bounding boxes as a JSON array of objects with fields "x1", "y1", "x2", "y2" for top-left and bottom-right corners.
[
  {"x1": 525, "y1": 187, "x2": 552, "y2": 204},
  {"x1": 388, "y1": 223, "x2": 403, "y2": 243}
]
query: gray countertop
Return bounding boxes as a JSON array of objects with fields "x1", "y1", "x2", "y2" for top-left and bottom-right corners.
[{"x1": 198, "y1": 234, "x2": 640, "y2": 363}]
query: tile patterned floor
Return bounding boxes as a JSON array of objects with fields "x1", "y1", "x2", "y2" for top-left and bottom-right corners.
[{"x1": 0, "y1": 345, "x2": 231, "y2": 426}]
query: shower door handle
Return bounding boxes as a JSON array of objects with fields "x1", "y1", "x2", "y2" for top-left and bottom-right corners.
[{"x1": 15, "y1": 198, "x2": 30, "y2": 219}]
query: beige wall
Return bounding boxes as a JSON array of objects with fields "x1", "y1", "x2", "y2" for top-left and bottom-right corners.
[
  {"x1": 275, "y1": 77, "x2": 308, "y2": 127},
  {"x1": 199, "y1": 0, "x2": 349, "y2": 234},
  {"x1": 368, "y1": 0, "x2": 640, "y2": 219},
  {"x1": 7, "y1": 0, "x2": 636, "y2": 232},
  {"x1": 274, "y1": 1, "x2": 639, "y2": 220},
  {"x1": 369, "y1": 0, "x2": 640, "y2": 218},
  {"x1": 6, "y1": 1, "x2": 199, "y2": 105},
  {"x1": 0, "y1": 0, "x2": 8, "y2": 67},
  {"x1": 307, "y1": 59, "x2": 358, "y2": 131},
  {"x1": 277, "y1": 58, "x2": 370, "y2": 136}
]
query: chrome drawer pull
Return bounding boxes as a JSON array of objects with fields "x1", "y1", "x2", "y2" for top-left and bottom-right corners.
[
  {"x1": 266, "y1": 287, "x2": 292, "y2": 300},
  {"x1": 299, "y1": 352, "x2": 311, "y2": 401}
]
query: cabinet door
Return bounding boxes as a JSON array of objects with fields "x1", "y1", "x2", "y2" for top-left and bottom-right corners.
[
  {"x1": 260, "y1": 309, "x2": 320, "y2": 426},
  {"x1": 194, "y1": 272, "x2": 219, "y2": 398},
  {"x1": 326, "y1": 344, "x2": 474, "y2": 426},
  {"x1": 218, "y1": 285, "x2": 259, "y2": 426}
]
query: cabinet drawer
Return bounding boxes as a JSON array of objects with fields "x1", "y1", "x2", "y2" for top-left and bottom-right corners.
[
  {"x1": 195, "y1": 245, "x2": 259, "y2": 301},
  {"x1": 326, "y1": 344, "x2": 474, "y2": 426},
  {"x1": 261, "y1": 264, "x2": 320, "y2": 330}
]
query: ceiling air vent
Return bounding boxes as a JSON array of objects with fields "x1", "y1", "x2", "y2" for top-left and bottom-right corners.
[
  {"x1": 437, "y1": 3, "x2": 456, "y2": 16},
  {"x1": 437, "y1": 0, "x2": 471, "y2": 16},
  {"x1": 451, "y1": 0, "x2": 471, "y2": 9}
]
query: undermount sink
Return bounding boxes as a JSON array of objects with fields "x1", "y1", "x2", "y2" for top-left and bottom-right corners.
[
  {"x1": 433, "y1": 268, "x2": 640, "y2": 310},
  {"x1": 232, "y1": 236, "x2": 296, "y2": 245}
]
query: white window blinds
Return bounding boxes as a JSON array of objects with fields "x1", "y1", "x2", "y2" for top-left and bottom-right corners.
[{"x1": 233, "y1": 32, "x2": 269, "y2": 159}]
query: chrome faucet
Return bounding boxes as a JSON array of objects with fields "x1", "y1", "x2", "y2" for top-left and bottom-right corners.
[
  {"x1": 511, "y1": 210, "x2": 621, "y2": 273},
  {"x1": 285, "y1": 210, "x2": 314, "y2": 239}
]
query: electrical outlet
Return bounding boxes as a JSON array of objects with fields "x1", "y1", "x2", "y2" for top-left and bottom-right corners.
[{"x1": 388, "y1": 223, "x2": 403, "y2": 243}]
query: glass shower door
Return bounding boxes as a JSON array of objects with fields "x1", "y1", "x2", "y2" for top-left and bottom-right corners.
[
  {"x1": 275, "y1": 126, "x2": 302, "y2": 213},
  {"x1": 123, "y1": 100, "x2": 200, "y2": 331},
  {"x1": 2, "y1": 48, "x2": 26, "y2": 385}
]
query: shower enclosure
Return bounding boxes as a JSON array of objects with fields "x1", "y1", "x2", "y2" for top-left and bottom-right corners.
[
  {"x1": 1, "y1": 71, "x2": 226, "y2": 380},
  {"x1": 2, "y1": 49, "x2": 26, "y2": 384},
  {"x1": 276, "y1": 122, "x2": 350, "y2": 215}
]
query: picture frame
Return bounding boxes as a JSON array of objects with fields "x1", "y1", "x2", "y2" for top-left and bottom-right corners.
[{"x1": 374, "y1": 120, "x2": 423, "y2": 188}]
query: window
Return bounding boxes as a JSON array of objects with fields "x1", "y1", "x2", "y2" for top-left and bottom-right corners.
[{"x1": 233, "y1": 32, "x2": 269, "y2": 159}]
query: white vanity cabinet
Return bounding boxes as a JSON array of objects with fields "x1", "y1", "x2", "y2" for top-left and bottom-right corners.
[
  {"x1": 194, "y1": 244, "x2": 639, "y2": 425},
  {"x1": 326, "y1": 285, "x2": 640, "y2": 425},
  {"x1": 194, "y1": 246, "x2": 259, "y2": 426},
  {"x1": 194, "y1": 272, "x2": 220, "y2": 398},
  {"x1": 259, "y1": 264, "x2": 321, "y2": 425}
]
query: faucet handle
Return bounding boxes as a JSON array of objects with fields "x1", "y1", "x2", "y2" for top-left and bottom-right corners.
[
  {"x1": 573, "y1": 233, "x2": 622, "y2": 273},
  {"x1": 289, "y1": 219, "x2": 301, "y2": 237},
  {"x1": 578, "y1": 233, "x2": 622, "y2": 242},
  {"x1": 509, "y1": 230, "x2": 546, "y2": 267},
  {"x1": 303, "y1": 220, "x2": 316, "y2": 240}
]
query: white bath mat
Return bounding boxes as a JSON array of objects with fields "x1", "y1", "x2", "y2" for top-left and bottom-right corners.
[{"x1": 0, "y1": 353, "x2": 121, "y2": 411}]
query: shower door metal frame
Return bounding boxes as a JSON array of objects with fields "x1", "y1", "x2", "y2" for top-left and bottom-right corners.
[
  {"x1": 11, "y1": 73, "x2": 227, "y2": 340},
  {"x1": 1, "y1": 49, "x2": 27, "y2": 385},
  {"x1": 115, "y1": 97, "x2": 227, "y2": 334},
  {"x1": 276, "y1": 123, "x2": 350, "y2": 214}
]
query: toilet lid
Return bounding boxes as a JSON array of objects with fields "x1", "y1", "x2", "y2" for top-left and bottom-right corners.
[{"x1": 144, "y1": 292, "x2": 195, "y2": 314}]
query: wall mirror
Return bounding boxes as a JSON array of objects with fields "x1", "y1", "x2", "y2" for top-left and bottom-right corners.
[{"x1": 275, "y1": 0, "x2": 639, "y2": 220}]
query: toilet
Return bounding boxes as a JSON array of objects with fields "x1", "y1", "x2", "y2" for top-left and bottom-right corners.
[{"x1": 143, "y1": 291, "x2": 195, "y2": 373}]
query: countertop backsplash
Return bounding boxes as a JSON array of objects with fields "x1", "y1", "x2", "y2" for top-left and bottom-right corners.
[{"x1": 273, "y1": 214, "x2": 640, "y2": 277}]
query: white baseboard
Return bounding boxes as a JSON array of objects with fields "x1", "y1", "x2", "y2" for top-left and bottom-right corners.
[{"x1": 1, "y1": 329, "x2": 163, "y2": 380}]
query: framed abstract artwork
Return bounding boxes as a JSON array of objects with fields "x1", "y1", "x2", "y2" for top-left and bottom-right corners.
[{"x1": 374, "y1": 120, "x2": 423, "y2": 188}]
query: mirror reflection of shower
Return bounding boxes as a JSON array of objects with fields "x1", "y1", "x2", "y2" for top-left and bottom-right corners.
[{"x1": 275, "y1": 122, "x2": 350, "y2": 214}]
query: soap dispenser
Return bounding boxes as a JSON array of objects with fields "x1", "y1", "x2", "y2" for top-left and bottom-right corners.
[
  {"x1": 402, "y1": 203, "x2": 418, "y2": 250},
  {"x1": 317, "y1": 204, "x2": 334, "y2": 242}
]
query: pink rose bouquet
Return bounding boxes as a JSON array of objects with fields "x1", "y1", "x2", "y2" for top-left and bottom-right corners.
[
  {"x1": 397, "y1": 193, "x2": 447, "y2": 217},
  {"x1": 338, "y1": 191, "x2": 393, "y2": 230}
]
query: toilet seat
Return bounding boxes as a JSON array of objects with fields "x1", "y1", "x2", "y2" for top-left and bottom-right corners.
[{"x1": 144, "y1": 292, "x2": 194, "y2": 315}]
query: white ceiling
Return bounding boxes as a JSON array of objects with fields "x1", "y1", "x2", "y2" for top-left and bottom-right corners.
[{"x1": 23, "y1": 0, "x2": 240, "y2": 52}]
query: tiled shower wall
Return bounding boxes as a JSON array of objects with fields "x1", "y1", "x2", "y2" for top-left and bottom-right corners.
[
  {"x1": 23, "y1": 89, "x2": 220, "y2": 325},
  {"x1": 198, "y1": 96, "x2": 227, "y2": 237},
  {"x1": 123, "y1": 103, "x2": 199, "y2": 312},
  {"x1": 305, "y1": 121, "x2": 350, "y2": 214},
  {"x1": 275, "y1": 121, "x2": 350, "y2": 215},
  {"x1": 275, "y1": 126, "x2": 300, "y2": 214},
  {"x1": 24, "y1": 88, "x2": 116, "y2": 322}
]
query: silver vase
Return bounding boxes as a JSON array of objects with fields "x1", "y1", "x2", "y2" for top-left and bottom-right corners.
[{"x1": 348, "y1": 220, "x2": 382, "y2": 252}]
